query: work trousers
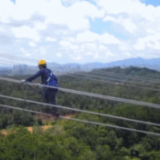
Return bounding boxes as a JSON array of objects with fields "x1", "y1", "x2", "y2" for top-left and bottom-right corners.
[{"x1": 44, "y1": 89, "x2": 58, "y2": 114}]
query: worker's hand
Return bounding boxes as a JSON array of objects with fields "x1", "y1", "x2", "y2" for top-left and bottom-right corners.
[{"x1": 21, "y1": 79, "x2": 26, "y2": 83}]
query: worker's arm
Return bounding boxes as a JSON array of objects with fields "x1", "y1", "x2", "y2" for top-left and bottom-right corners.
[{"x1": 26, "y1": 70, "x2": 42, "y2": 82}]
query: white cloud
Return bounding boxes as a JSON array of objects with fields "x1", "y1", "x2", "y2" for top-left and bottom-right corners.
[
  {"x1": 20, "y1": 48, "x2": 26, "y2": 53},
  {"x1": 120, "y1": 18, "x2": 137, "y2": 33},
  {"x1": 0, "y1": 0, "x2": 160, "y2": 64},
  {"x1": 34, "y1": 22, "x2": 47, "y2": 31},
  {"x1": 1, "y1": 0, "x2": 103, "y2": 30},
  {"x1": 93, "y1": 52, "x2": 99, "y2": 59},
  {"x1": 125, "y1": 52, "x2": 131, "y2": 57},
  {"x1": 60, "y1": 40, "x2": 79, "y2": 50},
  {"x1": 0, "y1": 0, "x2": 15, "y2": 23},
  {"x1": 100, "y1": 33, "x2": 121, "y2": 44},
  {"x1": 29, "y1": 42, "x2": 36, "y2": 47},
  {"x1": 25, "y1": 53, "x2": 31, "y2": 57},
  {"x1": 76, "y1": 31, "x2": 120, "y2": 44},
  {"x1": 12, "y1": 26, "x2": 40, "y2": 41},
  {"x1": 0, "y1": 27, "x2": 3, "y2": 32},
  {"x1": 104, "y1": 16, "x2": 137, "y2": 34},
  {"x1": 97, "y1": 0, "x2": 160, "y2": 21},
  {"x1": 45, "y1": 37, "x2": 57, "y2": 42},
  {"x1": 134, "y1": 33, "x2": 160, "y2": 50},
  {"x1": 81, "y1": 43, "x2": 97, "y2": 50},
  {"x1": 45, "y1": 1, "x2": 104, "y2": 30},
  {"x1": 99, "y1": 0, "x2": 160, "y2": 56},
  {"x1": 99, "y1": 45, "x2": 107, "y2": 51},
  {"x1": 106, "y1": 51, "x2": 114, "y2": 57},
  {"x1": 119, "y1": 42, "x2": 131, "y2": 51},
  {"x1": 76, "y1": 31, "x2": 98, "y2": 42},
  {"x1": 39, "y1": 47, "x2": 47, "y2": 55},
  {"x1": 20, "y1": 48, "x2": 31, "y2": 58},
  {"x1": 85, "y1": 52, "x2": 93, "y2": 56},
  {"x1": 55, "y1": 30, "x2": 69, "y2": 35},
  {"x1": 0, "y1": 0, "x2": 103, "y2": 31},
  {"x1": 133, "y1": 38, "x2": 145, "y2": 50},
  {"x1": 147, "y1": 29, "x2": 155, "y2": 34},
  {"x1": 56, "y1": 52, "x2": 62, "y2": 57},
  {"x1": 103, "y1": 16, "x2": 116, "y2": 22},
  {"x1": 69, "y1": 53, "x2": 82, "y2": 61}
]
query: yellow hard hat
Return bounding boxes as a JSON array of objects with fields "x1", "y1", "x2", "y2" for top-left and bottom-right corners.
[{"x1": 38, "y1": 59, "x2": 46, "y2": 66}]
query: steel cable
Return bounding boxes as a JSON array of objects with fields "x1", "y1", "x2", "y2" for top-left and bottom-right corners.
[
  {"x1": 0, "y1": 94, "x2": 160, "y2": 127},
  {"x1": 0, "y1": 103, "x2": 160, "y2": 136},
  {"x1": 0, "y1": 76, "x2": 160, "y2": 109}
]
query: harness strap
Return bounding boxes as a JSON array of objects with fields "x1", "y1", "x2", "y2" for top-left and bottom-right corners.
[{"x1": 46, "y1": 72, "x2": 53, "y2": 83}]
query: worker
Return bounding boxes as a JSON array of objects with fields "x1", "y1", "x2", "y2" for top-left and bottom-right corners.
[{"x1": 22, "y1": 59, "x2": 59, "y2": 117}]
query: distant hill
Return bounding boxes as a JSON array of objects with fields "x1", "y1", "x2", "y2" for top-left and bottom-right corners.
[
  {"x1": 104, "y1": 57, "x2": 160, "y2": 69},
  {"x1": 0, "y1": 57, "x2": 160, "y2": 75}
]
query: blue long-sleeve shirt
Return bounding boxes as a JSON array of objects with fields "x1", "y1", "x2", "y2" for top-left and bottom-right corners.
[{"x1": 26, "y1": 68, "x2": 58, "y2": 86}]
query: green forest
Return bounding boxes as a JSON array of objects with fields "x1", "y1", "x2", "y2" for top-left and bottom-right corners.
[{"x1": 0, "y1": 66, "x2": 160, "y2": 160}]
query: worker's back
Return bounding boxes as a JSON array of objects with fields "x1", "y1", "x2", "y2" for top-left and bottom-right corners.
[{"x1": 41, "y1": 68, "x2": 58, "y2": 87}]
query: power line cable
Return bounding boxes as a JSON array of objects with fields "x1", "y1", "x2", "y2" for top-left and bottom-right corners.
[
  {"x1": 0, "y1": 61, "x2": 38, "y2": 71},
  {"x1": 0, "y1": 103, "x2": 160, "y2": 136},
  {"x1": 0, "y1": 53, "x2": 38, "y2": 62},
  {"x1": 1, "y1": 94, "x2": 160, "y2": 127},
  {"x1": 92, "y1": 70, "x2": 160, "y2": 83},
  {"x1": 0, "y1": 59, "x2": 35, "y2": 66},
  {"x1": 75, "y1": 71, "x2": 159, "y2": 85},
  {"x1": 1, "y1": 53, "x2": 160, "y2": 83},
  {"x1": 1, "y1": 54, "x2": 160, "y2": 89},
  {"x1": 1, "y1": 60, "x2": 159, "y2": 92},
  {"x1": 65, "y1": 73, "x2": 160, "y2": 92},
  {"x1": 65, "y1": 117, "x2": 160, "y2": 137},
  {"x1": 0, "y1": 76, "x2": 160, "y2": 109}
]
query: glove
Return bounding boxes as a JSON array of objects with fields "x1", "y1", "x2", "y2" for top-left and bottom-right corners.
[{"x1": 21, "y1": 79, "x2": 26, "y2": 83}]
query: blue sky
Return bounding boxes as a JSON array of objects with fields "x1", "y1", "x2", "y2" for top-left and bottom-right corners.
[
  {"x1": 141, "y1": 0, "x2": 160, "y2": 6},
  {"x1": 10, "y1": 0, "x2": 15, "y2": 3},
  {"x1": 89, "y1": 0, "x2": 160, "y2": 41},
  {"x1": 61, "y1": 0, "x2": 97, "y2": 6},
  {"x1": 10, "y1": 0, "x2": 160, "y2": 6},
  {"x1": 0, "y1": 0, "x2": 159, "y2": 65},
  {"x1": 89, "y1": 18, "x2": 130, "y2": 40}
]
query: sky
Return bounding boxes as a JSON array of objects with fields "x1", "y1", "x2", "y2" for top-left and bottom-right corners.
[{"x1": 0, "y1": 0, "x2": 160, "y2": 65}]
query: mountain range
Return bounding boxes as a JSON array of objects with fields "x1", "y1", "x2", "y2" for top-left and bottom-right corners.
[{"x1": 0, "y1": 57, "x2": 160, "y2": 75}]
